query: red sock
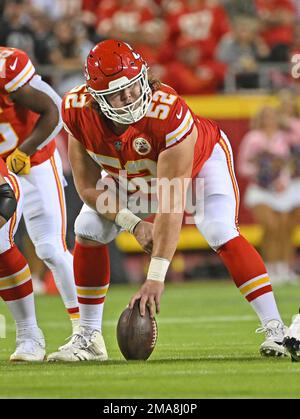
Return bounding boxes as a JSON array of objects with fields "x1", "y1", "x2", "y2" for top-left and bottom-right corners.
[
  {"x1": 0, "y1": 246, "x2": 33, "y2": 301},
  {"x1": 218, "y1": 235, "x2": 272, "y2": 302},
  {"x1": 74, "y1": 242, "x2": 110, "y2": 305}
]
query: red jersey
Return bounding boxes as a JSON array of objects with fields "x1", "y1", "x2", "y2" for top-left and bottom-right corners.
[
  {"x1": 163, "y1": 60, "x2": 226, "y2": 95},
  {"x1": 255, "y1": 0, "x2": 295, "y2": 46},
  {"x1": 96, "y1": 0, "x2": 155, "y2": 36},
  {"x1": 167, "y1": 2, "x2": 230, "y2": 59},
  {"x1": 62, "y1": 83, "x2": 220, "y2": 190},
  {"x1": 0, "y1": 156, "x2": 8, "y2": 177},
  {"x1": 0, "y1": 47, "x2": 55, "y2": 165},
  {"x1": 95, "y1": 0, "x2": 163, "y2": 66}
]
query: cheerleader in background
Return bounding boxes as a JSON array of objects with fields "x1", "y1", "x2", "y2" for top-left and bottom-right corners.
[
  {"x1": 238, "y1": 106, "x2": 299, "y2": 283},
  {"x1": 278, "y1": 90, "x2": 300, "y2": 361},
  {"x1": 278, "y1": 88, "x2": 300, "y2": 224}
]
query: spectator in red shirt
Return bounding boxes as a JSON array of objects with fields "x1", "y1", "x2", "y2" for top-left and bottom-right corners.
[
  {"x1": 95, "y1": 0, "x2": 168, "y2": 65},
  {"x1": 164, "y1": 0, "x2": 231, "y2": 60},
  {"x1": 255, "y1": 0, "x2": 296, "y2": 61},
  {"x1": 79, "y1": 0, "x2": 104, "y2": 43},
  {"x1": 162, "y1": 38, "x2": 226, "y2": 94},
  {"x1": 96, "y1": 0, "x2": 157, "y2": 43}
]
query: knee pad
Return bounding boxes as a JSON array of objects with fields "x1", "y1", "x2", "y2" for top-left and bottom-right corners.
[
  {"x1": 74, "y1": 211, "x2": 120, "y2": 245},
  {"x1": 35, "y1": 242, "x2": 59, "y2": 264},
  {"x1": 197, "y1": 220, "x2": 239, "y2": 250}
]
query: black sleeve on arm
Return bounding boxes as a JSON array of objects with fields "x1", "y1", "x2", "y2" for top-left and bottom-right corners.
[{"x1": 0, "y1": 183, "x2": 17, "y2": 221}]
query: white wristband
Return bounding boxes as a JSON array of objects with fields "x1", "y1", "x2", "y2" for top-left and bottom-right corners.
[
  {"x1": 115, "y1": 208, "x2": 141, "y2": 234},
  {"x1": 147, "y1": 257, "x2": 170, "y2": 282}
]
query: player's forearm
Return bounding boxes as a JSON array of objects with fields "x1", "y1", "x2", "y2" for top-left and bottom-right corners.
[
  {"x1": 151, "y1": 171, "x2": 189, "y2": 260},
  {"x1": 19, "y1": 106, "x2": 61, "y2": 155},
  {"x1": 79, "y1": 184, "x2": 143, "y2": 232},
  {"x1": 77, "y1": 174, "x2": 127, "y2": 224},
  {"x1": 144, "y1": 212, "x2": 183, "y2": 283},
  {"x1": 152, "y1": 212, "x2": 184, "y2": 261}
]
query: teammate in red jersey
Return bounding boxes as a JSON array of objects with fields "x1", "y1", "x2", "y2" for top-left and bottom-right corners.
[
  {"x1": 0, "y1": 157, "x2": 45, "y2": 361},
  {"x1": 0, "y1": 47, "x2": 79, "y2": 349},
  {"x1": 48, "y1": 40, "x2": 286, "y2": 362}
]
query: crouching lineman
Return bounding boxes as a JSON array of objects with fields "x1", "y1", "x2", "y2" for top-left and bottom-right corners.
[
  {"x1": 0, "y1": 157, "x2": 45, "y2": 361},
  {"x1": 0, "y1": 47, "x2": 79, "y2": 343},
  {"x1": 48, "y1": 40, "x2": 286, "y2": 362}
]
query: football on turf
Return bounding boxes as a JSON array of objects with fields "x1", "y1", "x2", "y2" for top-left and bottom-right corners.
[{"x1": 116, "y1": 299, "x2": 158, "y2": 360}]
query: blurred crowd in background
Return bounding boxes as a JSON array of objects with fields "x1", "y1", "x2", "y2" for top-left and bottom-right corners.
[
  {"x1": 1, "y1": 0, "x2": 300, "y2": 94},
  {"x1": 2, "y1": 0, "x2": 300, "y2": 289}
]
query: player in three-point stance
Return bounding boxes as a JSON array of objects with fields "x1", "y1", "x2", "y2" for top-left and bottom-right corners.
[
  {"x1": 0, "y1": 156, "x2": 45, "y2": 361},
  {"x1": 48, "y1": 40, "x2": 287, "y2": 362},
  {"x1": 0, "y1": 47, "x2": 79, "y2": 353}
]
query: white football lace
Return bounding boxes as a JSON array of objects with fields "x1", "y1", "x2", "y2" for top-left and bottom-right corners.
[
  {"x1": 58, "y1": 332, "x2": 81, "y2": 350},
  {"x1": 255, "y1": 324, "x2": 284, "y2": 340},
  {"x1": 68, "y1": 331, "x2": 103, "y2": 357},
  {"x1": 151, "y1": 319, "x2": 158, "y2": 348},
  {"x1": 70, "y1": 333, "x2": 91, "y2": 349}
]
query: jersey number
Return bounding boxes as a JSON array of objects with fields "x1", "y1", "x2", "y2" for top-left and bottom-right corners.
[
  {"x1": 65, "y1": 84, "x2": 87, "y2": 109},
  {"x1": 0, "y1": 121, "x2": 19, "y2": 155},
  {"x1": 88, "y1": 151, "x2": 157, "y2": 192},
  {"x1": 64, "y1": 86, "x2": 177, "y2": 121},
  {"x1": 146, "y1": 90, "x2": 177, "y2": 120},
  {"x1": 0, "y1": 49, "x2": 14, "y2": 78}
]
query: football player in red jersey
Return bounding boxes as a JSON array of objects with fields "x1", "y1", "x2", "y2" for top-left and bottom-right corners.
[
  {"x1": 48, "y1": 40, "x2": 286, "y2": 362},
  {"x1": 0, "y1": 47, "x2": 80, "y2": 347},
  {"x1": 0, "y1": 157, "x2": 45, "y2": 361}
]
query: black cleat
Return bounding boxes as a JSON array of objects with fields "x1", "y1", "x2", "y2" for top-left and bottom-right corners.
[{"x1": 283, "y1": 336, "x2": 300, "y2": 362}]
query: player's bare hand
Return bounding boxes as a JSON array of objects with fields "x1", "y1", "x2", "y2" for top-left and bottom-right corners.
[
  {"x1": 133, "y1": 221, "x2": 153, "y2": 254},
  {"x1": 129, "y1": 280, "x2": 164, "y2": 318}
]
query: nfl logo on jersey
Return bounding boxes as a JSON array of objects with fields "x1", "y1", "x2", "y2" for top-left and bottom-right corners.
[{"x1": 114, "y1": 141, "x2": 122, "y2": 151}]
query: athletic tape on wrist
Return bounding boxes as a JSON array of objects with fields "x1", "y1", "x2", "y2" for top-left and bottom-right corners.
[
  {"x1": 115, "y1": 208, "x2": 141, "y2": 234},
  {"x1": 147, "y1": 257, "x2": 170, "y2": 282}
]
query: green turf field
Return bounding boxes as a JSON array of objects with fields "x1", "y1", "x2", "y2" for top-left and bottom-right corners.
[{"x1": 0, "y1": 280, "x2": 300, "y2": 399}]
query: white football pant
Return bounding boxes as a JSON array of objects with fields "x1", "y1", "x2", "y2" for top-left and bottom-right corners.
[{"x1": 20, "y1": 149, "x2": 78, "y2": 309}]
